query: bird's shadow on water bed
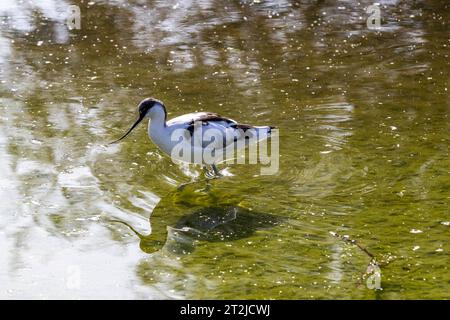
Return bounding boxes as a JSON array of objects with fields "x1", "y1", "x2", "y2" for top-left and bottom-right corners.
[{"x1": 113, "y1": 183, "x2": 285, "y2": 255}]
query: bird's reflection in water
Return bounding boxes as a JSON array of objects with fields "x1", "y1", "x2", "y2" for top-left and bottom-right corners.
[
  {"x1": 163, "y1": 206, "x2": 282, "y2": 255},
  {"x1": 115, "y1": 183, "x2": 284, "y2": 255}
]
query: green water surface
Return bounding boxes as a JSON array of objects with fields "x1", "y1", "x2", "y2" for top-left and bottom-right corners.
[{"x1": 0, "y1": 0, "x2": 448, "y2": 299}]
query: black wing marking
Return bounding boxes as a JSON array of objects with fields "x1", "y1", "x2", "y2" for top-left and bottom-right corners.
[
  {"x1": 189, "y1": 113, "x2": 235, "y2": 124},
  {"x1": 229, "y1": 123, "x2": 255, "y2": 132},
  {"x1": 185, "y1": 113, "x2": 236, "y2": 137}
]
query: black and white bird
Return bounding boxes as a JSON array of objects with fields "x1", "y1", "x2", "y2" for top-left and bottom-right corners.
[{"x1": 111, "y1": 97, "x2": 274, "y2": 176}]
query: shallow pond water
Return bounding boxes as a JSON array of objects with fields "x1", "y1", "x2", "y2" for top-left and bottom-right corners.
[{"x1": 0, "y1": 0, "x2": 448, "y2": 299}]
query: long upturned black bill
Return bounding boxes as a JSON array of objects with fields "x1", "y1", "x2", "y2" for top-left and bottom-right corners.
[{"x1": 109, "y1": 113, "x2": 145, "y2": 144}]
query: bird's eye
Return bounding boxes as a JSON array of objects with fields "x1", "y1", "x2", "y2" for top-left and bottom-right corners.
[{"x1": 139, "y1": 104, "x2": 150, "y2": 114}]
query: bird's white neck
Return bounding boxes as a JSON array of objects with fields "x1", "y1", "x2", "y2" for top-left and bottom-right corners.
[
  {"x1": 147, "y1": 104, "x2": 167, "y2": 129},
  {"x1": 147, "y1": 104, "x2": 170, "y2": 153}
]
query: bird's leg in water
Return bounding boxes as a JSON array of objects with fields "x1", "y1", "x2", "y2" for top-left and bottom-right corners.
[
  {"x1": 201, "y1": 165, "x2": 219, "y2": 192},
  {"x1": 210, "y1": 164, "x2": 222, "y2": 177},
  {"x1": 203, "y1": 165, "x2": 221, "y2": 179},
  {"x1": 202, "y1": 165, "x2": 212, "y2": 178},
  {"x1": 177, "y1": 165, "x2": 220, "y2": 191}
]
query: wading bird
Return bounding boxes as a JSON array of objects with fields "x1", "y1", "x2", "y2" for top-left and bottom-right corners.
[{"x1": 110, "y1": 97, "x2": 273, "y2": 177}]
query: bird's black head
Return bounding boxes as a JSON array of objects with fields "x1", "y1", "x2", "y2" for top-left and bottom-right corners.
[
  {"x1": 138, "y1": 97, "x2": 164, "y2": 117},
  {"x1": 109, "y1": 97, "x2": 165, "y2": 144}
]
